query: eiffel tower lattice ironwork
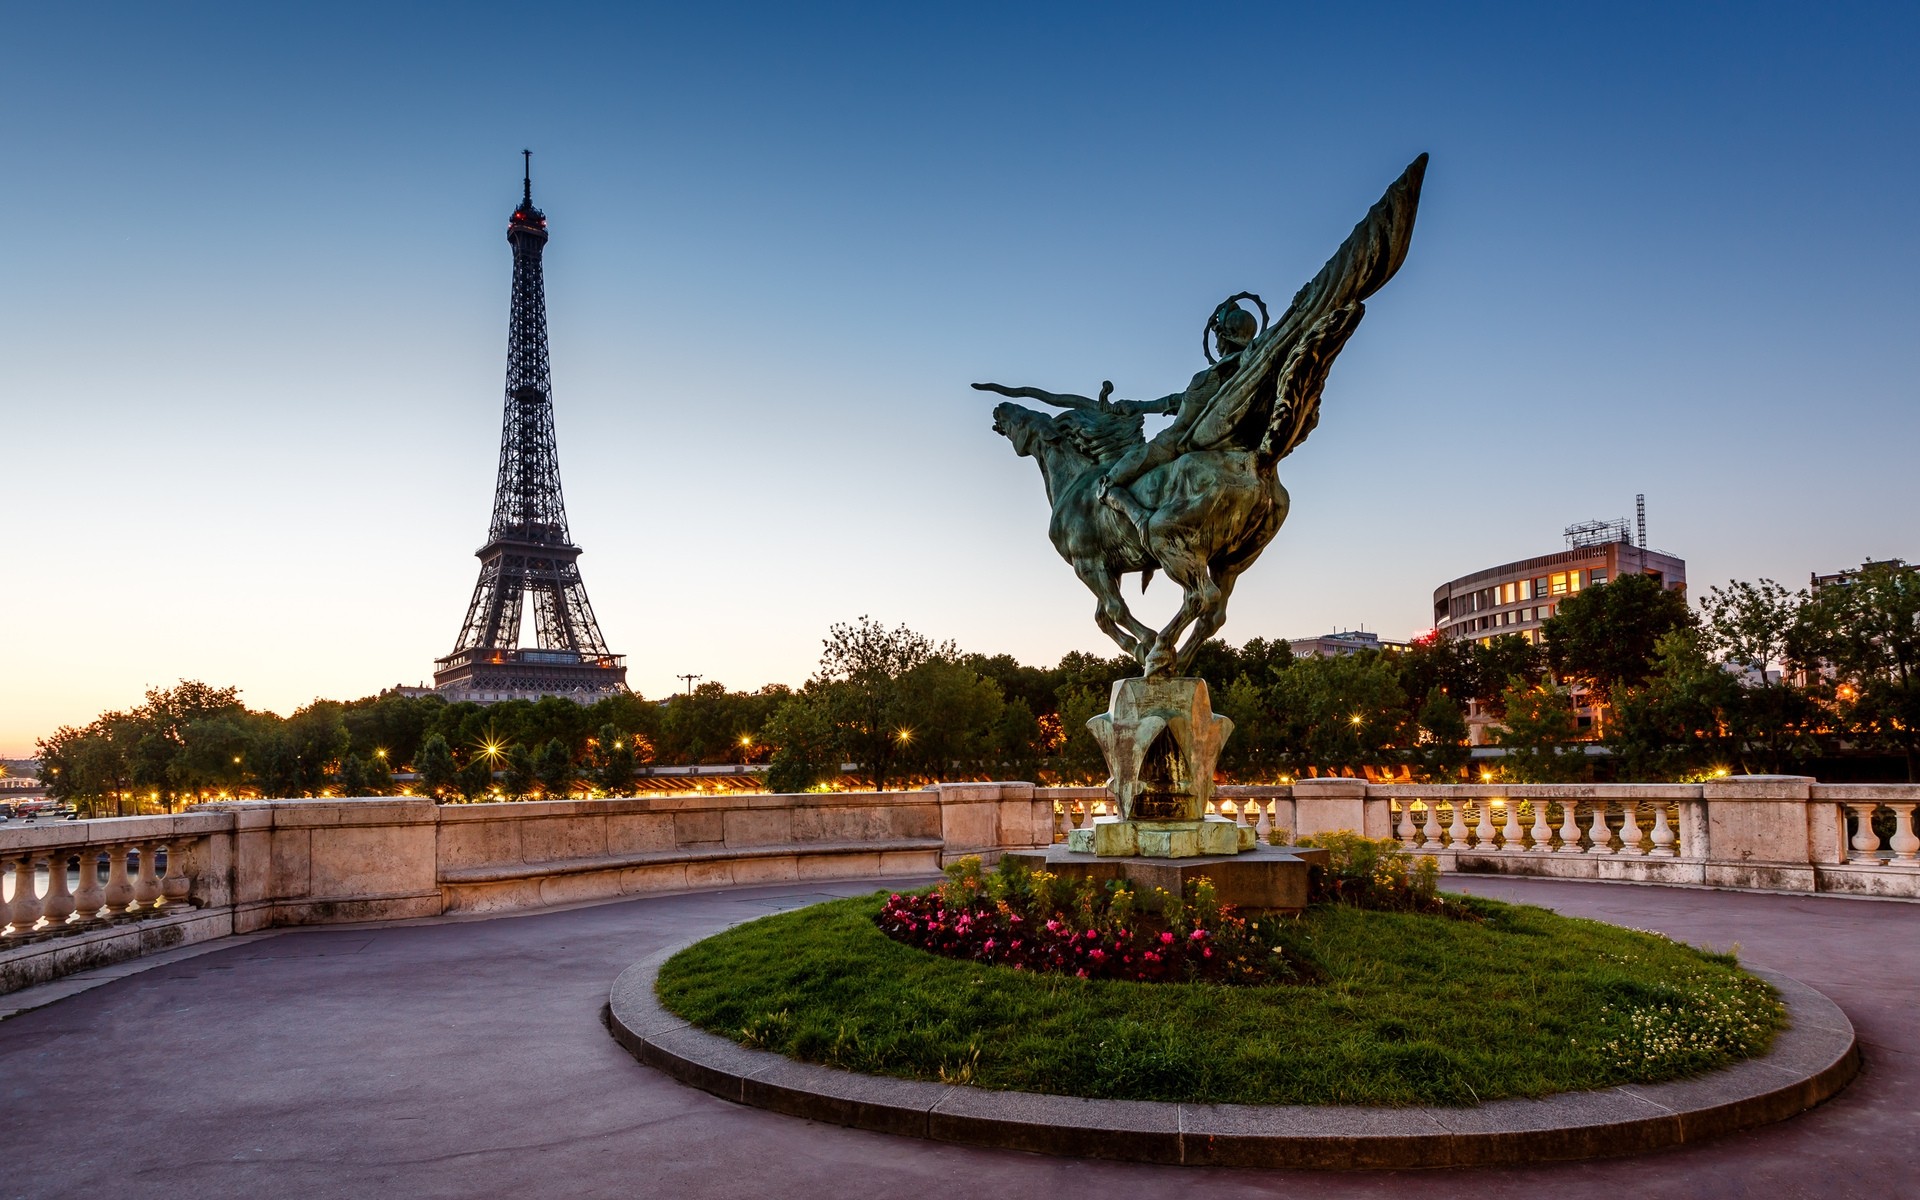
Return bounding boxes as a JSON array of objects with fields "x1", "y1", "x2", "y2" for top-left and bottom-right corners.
[{"x1": 433, "y1": 153, "x2": 627, "y2": 703}]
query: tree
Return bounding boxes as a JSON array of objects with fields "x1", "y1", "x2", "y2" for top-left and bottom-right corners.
[
  {"x1": 415, "y1": 733, "x2": 459, "y2": 799},
  {"x1": 1545, "y1": 574, "x2": 1694, "y2": 698},
  {"x1": 813, "y1": 616, "x2": 945, "y2": 791},
  {"x1": 764, "y1": 696, "x2": 841, "y2": 794},
  {"x1": 1801, "y1": 561, "x2": 1920, "y2": 779},
  {"x1": 588, "y1": 724, "x2": 639, "y2": 796},
  {"x1": 336, "y1": 753, "x2": 390, "y2": 797},
  {"x1": 1216, "y1": 673, "x2": 1288, "y2": 782},
  {"x1": 1052, "y1": 684, "x2": 1109, "y2": 783},
  {"x1": 502, "y1": 744, "x2": 539, "y2": 799},
  {"x1": 533, "y1": 738, "x2": 575, "y2": 798},
  {"x1": 1491, "y1": 682, "x2": 1589, "y2": 783},
  {"x1": 992, "y1": 697, "x2": 1046, "y2": 783},
  {"x1": 1698, "y1": 579, "x2": 1820, "y2": 774},
  {"x1": 1266, "y1": 651, "x2": 1408, "y2": 777},
  {"x1": 1607, "y1": 628, "x2": 1737, "y2": 781},
  {"x1": 896, "y1": 657, "x2": 1004, "y2": 782},
  {"x1": 1413, "y1": 687, "x2": 1469, "y2": 782}
]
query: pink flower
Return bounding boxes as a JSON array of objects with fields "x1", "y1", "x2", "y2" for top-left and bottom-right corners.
[
  {"x1": 984, "y1": 938, "x2": 996, "y2": 952},
  {"x1": 1160, "y1": 932, "x2": 1176, "y2": 945},
  {"x1": 1189, "y1": 929, "x2": 1207, "y2": 941},
  {"x1": 1089, "y1": 949, "x2": 1106, "y2": 962}
]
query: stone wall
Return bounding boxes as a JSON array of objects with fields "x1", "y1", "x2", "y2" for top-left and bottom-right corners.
[{"x1": 2, "y1": 777, "x2": 1913, "y2": 995}]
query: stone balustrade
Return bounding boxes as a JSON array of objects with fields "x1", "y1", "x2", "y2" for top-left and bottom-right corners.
[
  {"x1": 1047, "y1": 776, "x2": 1918, "y2": 897},
  {"x1": 0, "y1": 812, "x2": 234, "y2": 994},
  {"x1": 2, "y1": 775, "x2": 1914, "y2": 997}
]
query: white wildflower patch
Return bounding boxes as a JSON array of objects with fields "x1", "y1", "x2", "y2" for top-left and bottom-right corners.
[{"x1": 1593, "y1": 973, "x2": 1781, "y2": 1073}]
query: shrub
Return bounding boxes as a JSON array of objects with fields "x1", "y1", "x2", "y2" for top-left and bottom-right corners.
[{"x1": 1293, "y1": 831, "x2": 1464, "y2": 917}]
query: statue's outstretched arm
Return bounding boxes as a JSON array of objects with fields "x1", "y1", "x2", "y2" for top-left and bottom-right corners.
[{"x1": 1109, "y1": 391, "x2": 1183, "y2": 416}]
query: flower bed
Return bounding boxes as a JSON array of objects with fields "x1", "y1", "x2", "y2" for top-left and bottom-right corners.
[{"x1": 657, "y1": 884, "x2": 1787, "y2": 1106}]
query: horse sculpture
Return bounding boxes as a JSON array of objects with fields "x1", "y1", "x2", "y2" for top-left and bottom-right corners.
[{"x1": 978, "y1": 155, "x2": 1426, "y2": 678}]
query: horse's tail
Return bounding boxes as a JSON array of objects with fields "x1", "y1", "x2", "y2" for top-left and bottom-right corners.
[{"x1": 1141, "y1": 566, "x2": 1155, "y2": 592}]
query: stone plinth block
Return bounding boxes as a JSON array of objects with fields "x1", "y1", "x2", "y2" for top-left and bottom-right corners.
[
  {"x1": 1067, "y1": 815, "x2": 1254, "y2": 858},
  {"x1": 1086, "y1": 677, "x2": 1233, "y2": 833},
  {"x1": 1005, "y1": 843, "x2": 1324, "y2": 914}
]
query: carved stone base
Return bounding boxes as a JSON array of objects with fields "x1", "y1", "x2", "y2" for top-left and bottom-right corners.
[
  {"x1": 1066, "y1": 815, "x2": 1255, "y2": 858},
  {"x1": 1084, "y1": 677, "x2": 1237, "y2": 856},
  {"x1": 1005, "y1": 843, "x2": 1326, "y2": 915}
]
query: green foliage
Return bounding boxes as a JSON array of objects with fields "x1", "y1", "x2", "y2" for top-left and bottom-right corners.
[
  {"x1": 1492, "y1": 681, "x2": 1591, "y2": 782},
  {"x1": 1292, "y1": 831, "x2": 1449, "y2": 913},
  {"x1": 813, "y1": 616, "x2": 945, "y2": 791},
  {"x1": 764, "y1": 696, "x2": 841, "y2": 794},
  {"x1": 533, "y1": 738, "x2": 575, "y2": 798},
  {"x1": 415, "y1": 733, "x2": 458, "y2": 798},
  {"x1": 1413, "y1": 686, "x2": 1469, "y2": 782},
  {"x1": 1799, "y1": 561, "x2": 1920, "y2": 778},
  {"x1": 588, "y1": 723, "x2": 639, "y2": 797},
  {"x1": 658, "y1": 891, "x2": 1783, "y2": 1106},
  {"x1": 1545, "y1": 573, "x2": 1694, "y2": 698}
]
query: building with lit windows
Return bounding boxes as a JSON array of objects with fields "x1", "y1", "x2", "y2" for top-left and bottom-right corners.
[
  {"x1": 1287, "y1": 630, "x2": 1410, "y2": 658},
  {"x1": 1432, "y1": 522, "x2": 1686, "y2": 648}
]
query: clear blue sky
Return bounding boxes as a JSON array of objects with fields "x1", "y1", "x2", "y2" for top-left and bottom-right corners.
[{"x1": 4, "y1": 2, "x2": 1916, "y2": 753}]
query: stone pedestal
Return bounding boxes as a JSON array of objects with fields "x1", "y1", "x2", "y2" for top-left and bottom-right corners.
[
  {"x1": 1079, "y1": 676, "x2": 1245, "y2": 859},
  {"x1": 1005, "y1": 843, "x2": 1326, "y2": 915},
  {"x1": 1067, "y1": 815, "x2": 1254, "y2": 857}
]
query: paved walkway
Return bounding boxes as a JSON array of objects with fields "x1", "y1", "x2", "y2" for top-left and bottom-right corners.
[{"x1": 0, "y1": 877, "x2": 1912, "y2": 1200}]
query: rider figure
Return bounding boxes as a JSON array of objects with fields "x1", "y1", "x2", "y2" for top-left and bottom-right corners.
[{"x1": 1094, "y1": 301, "x2": 1260, "y2": 537}]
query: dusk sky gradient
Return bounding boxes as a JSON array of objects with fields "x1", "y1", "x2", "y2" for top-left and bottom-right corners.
[{"x1": 4, "y1": 2, "x2": 1917, "y2": 754}]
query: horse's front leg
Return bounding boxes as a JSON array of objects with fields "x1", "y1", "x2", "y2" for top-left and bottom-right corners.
[
  {"x1": 1074, "y1": 559, "x2": 1147, "y2": 665},
  {"x1": 1173, "y1": 559, "x2": 1244, "y2": 675},
  {"x1": 1145, "y1": 542, "x2": 1218, "y2": 678}
]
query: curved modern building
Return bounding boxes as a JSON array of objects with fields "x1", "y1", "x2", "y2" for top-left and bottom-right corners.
[{"x1": 1433, "y1": 538, "x2": 1686, "y2": 646}]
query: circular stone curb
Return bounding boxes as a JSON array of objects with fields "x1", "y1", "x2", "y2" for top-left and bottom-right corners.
[{"x1": 606, "y1": 930, "x2": 1859, "y2": 1171}]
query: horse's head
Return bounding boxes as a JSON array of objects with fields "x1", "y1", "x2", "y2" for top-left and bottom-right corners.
[{"x1": 990, "y1": 401, "x2": 1054, "y2": 459}]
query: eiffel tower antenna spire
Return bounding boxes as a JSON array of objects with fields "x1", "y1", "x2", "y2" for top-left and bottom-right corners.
[{"x1": 432, "y1": 157, "x2": 628, "y2": 704}]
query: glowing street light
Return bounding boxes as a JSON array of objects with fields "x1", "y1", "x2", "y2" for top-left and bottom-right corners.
[{"x1": 895, "y1": 728, "x2": 913, "y2": 744}]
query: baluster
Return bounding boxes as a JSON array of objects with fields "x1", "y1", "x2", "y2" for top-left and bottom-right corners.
[
  {"x1": 132, "y1": 842, "x2": 162, "y2": 910},
  {"x1": 1254, "y1": 799, "x2": 1271, "y2": 842},
  {"x1": 9, "y1": 855, "x2": 44, "y2": 934},
  {"x1": 43, "y1": 851, "x2": 77, "y2": 928},
  {"x1": 1649, "y1": 803, "x2": 1677, "y2": 856},
  {"x1": 1447, "y1": 799, "x2": 1472, "y2": 848},
  {"x1": 1498, "y1": 799, "x2": 1524, "y2": 851},
  {"x1": 1586, "y1": 801, "x2": 1614, "y2": 854},
  {"x1": 1420, "y1": 800, "x2": 1441, "y2": 848},
  {"x1": 103, "y1": 845, "x2": 136, "y2": 916},
  {"x1": 73, "y1": 847, "x2": 107, "y2": 923},
  {"x1": 1528, "y1": 798, "x2": 1553, "y2": 853},
  {"x1": 1556, "y1": 800, "x2": 1584, "y2": 853},
  {"x1": 1051, "y1": 800, "x2": 1065, "y2": 843},
  {"x1": 161, "y1": 840, "x2": 195, "y2": 908},
  {"x1": 1888, "y1": 803, "x2": 1920, "y2": 864},
  {"x1": 1618, "y1": 802, "x2": 1645, "y2": 855},
  {"x1": 0, "y1": 855, "x2": 13, "y2": 936},
  {"x1": 1396, "y1": 799, "x2": 1418, "y2": 847},
  {"x1": 1846, "y1": 803, "x2": 1884, "y2": 864}
]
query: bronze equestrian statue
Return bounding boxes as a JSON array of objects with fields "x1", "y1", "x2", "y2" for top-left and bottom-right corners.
[{"x1": 976, "y1": 153, "x2": 1427, "y2": 679}]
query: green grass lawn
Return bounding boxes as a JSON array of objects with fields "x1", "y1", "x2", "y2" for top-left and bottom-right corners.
[{"x1": 655, "y1": 892, "x2": 1784, "y2": 1106}]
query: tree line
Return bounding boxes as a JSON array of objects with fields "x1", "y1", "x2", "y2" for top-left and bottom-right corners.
[{"x1": 34, "y1": 560, "x2": 1920, "y2": 811}]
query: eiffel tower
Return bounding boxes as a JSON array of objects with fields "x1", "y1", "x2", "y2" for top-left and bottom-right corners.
[{"x1": 433, "y1": 153, "x2": 627, "y2": 703}]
